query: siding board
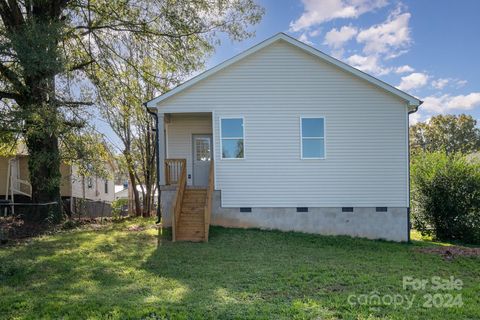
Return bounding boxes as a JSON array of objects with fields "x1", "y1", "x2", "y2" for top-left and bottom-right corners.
[{"x1": 158, "y1": 40, "x2": 408, "y2": 207}]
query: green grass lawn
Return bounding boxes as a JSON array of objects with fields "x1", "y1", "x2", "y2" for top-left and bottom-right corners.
[{"x1": 1, "y1": 218, "x2": 479, "y2": 319}]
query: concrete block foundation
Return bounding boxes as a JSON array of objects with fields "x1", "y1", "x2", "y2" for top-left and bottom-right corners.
[{"x1": 160, "y1": 188, "x2": 409, "y2": 242}]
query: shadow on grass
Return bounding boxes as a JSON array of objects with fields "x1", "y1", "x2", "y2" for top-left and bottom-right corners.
[{"x1": 0, "y1": 222, "x2": 479, "y2": 319}]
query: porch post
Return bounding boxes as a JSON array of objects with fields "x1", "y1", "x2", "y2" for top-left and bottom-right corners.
[{"x1": 157, "y1": 112, "x2": 166, "y2": 186}]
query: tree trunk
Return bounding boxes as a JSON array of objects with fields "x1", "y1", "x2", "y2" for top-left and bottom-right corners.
[
  {"x1": 24, "y1": 118, "x2": 63, "y2": 223},
  {"x1": 127, "y1": 164, "x2": 142, "y2": 217},
  {"x1": 22, "y1": 75, "x2": 63, "y2": 223},
  {"x1": 143, "y1": 184, "x2": 152, "y2": 217}
]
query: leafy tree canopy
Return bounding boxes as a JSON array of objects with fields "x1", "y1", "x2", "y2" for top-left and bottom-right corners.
[
  {"x1": 0, "y1": 0, "x2": 263, "y2": 221},
  {"x1": 410, "y1": 114, "x2": 480, "y2": 155}
]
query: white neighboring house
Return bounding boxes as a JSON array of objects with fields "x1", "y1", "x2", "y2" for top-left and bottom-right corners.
[
  {"x1": 114, "y1": 184, "x2": 129, "y2": 200},
  {"x1": 0, "y1": 145, "x2": 115, "y2": 216},
  {"x1": 145, "y1": 33, "x2": 422, "y2": 242},
  {"x1": 114, "y1": 184, "x2": 158, "y2": 201},
  {"x1": 114, "y1": 184, "x2": 158, "y2": 212}
]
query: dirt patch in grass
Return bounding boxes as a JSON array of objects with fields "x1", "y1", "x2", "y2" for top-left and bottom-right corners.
[
  {"x1": 125, "y1": 224, "x2": 160, "y2": 232},
  {"x1": 416, "y1": 246, "x2": 480, "y2": 260},
  {"x1": 126, "y1": 224, "x2": 146, "y2": 232},
  {"x1": 0, "y1": 216, "x2": 115, "y2": 245},
  {"x1": 0, "y1": 216, "x2": 46, "y2": 243}
]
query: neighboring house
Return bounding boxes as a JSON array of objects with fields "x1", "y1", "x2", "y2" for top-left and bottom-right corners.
[
  {"x1": 0, "y1": 148, "x2": 116, "y2": 216},
  {"x1": 115, "y1": 184, "x2": 158, "y2": 216},
  {"x1": 65, "y1": 165, "x2": 116, "y2": 216},
  {"x1": 115, "y1": 184, "x2": 158, "y2": 203},
  {"x1": 114, "y1": 184, "x2": 128, "y2": 200},
  {"x1": 145, "y1": 33, "x2": 422, "y2": 242}
]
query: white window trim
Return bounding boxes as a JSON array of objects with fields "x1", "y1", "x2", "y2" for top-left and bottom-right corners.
[
  {"x1": 219, "y1": 116, "x2": 245, "y2": 160},
  {"x1": 300, "y1": 116, "x2": 326, "y2": 160}
]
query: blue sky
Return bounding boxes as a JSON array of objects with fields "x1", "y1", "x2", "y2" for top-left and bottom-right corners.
[
  {"x1": 97, "y1": 0, "x2": 480, "y2": 149},
  {"x1": 209, "y1": 0, "x2": 480, "y2": 124}
]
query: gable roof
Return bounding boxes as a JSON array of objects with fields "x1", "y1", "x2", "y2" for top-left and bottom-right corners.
[{"x1": 145, "y1": 33, "x2": 422, "y2": 110}]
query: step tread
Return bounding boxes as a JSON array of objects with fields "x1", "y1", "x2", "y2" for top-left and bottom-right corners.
[
  {"x1": 177, "y1": 233, "x2": 204, "y2": 238},
  {"x1": 177, "y1": 237, "x2": 204, "y2": 241},
  {"x1": 181, "y1": 215, "x2": 204, "y2": 219},
  {"x1": 182, "y1": 199, "x2": 206, "y2": 203},
  {"x1": 177, "y1": 229, "x2": 204, "y2": 233},
  {"x1": 181, "y1": 207, "x2": 205, "y2": 215},
  {"x1": 184, "y1": 191, "x2": 207, "y2": 195},
  {"x1": 181, "y1": 206, "x2": 205, "y2": 210},
  {"x1": 177, "y1": 232, "x2": 204, "y2": 237},
  {"x1": 178, "y1": 226, "x2": 204, "y2": 231},
  {"x1": 177, "y1": 224, "x2": 205, "y2": 231},
  {"x1": 181, "y1": 203, "x2": 206, "y2": 207},
  {"x1": 179, "y1": 217, "x2": 203, "y2": 220},
  {"x1": 182, "y1": 198, "x2": 206, "y2": 202},
  {"x1": 179, "y1": 219, "x2": 204, "y2": 224}
]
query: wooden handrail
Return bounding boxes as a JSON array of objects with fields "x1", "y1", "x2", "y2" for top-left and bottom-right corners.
[
  {"x1": 165, "y1": 159, "x2": 185, "y2": 185},
  {"x1": 203, "y1": 159, "x2": 214, "y2": 242},
  {"x1": 171, "y1": 159, "x2": 186, "y2": 242}
]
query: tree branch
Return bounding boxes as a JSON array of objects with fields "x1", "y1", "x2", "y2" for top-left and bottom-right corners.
[
  {"x1": 0, "y1": 62, "x2": 25, "y2": 93},
  {"x1": 0, "y1": 90, "x2": 20, "y2": 100},
  {"x1": 57, "y1": 100, "x2": 94, "y2": 106},
  {"x1": 68, "y1": 59, "x2": 95, "y2": 71}
]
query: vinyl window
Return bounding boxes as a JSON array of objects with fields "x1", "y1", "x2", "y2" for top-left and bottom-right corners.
[
  {"x1": 301, "y1": 117, "x2": 325, "y2": 159},
  {"x1": 220, "y1": 118, "x2": 244, "y2": 159}
]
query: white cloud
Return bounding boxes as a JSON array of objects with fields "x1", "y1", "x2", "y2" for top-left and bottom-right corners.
[
  {"x1": 384, "y1": 49, "x2": 409, "y2": 60},
  {"x1": 356, "y1": 8, "x2": 412, "y2": 56},
  {"x1": 431, "y1": 78, "x2": 449, "y2": 90},
  {"x1": 431, "y1": 78, "x2": 468, "y2": 90},
  {"x1": 422, "y1": 93, "x2": 480, "y2": 113},
  {"x1": 346, "y1": 54, "x2": 391, "y2": 75},
  {"x1": 394, "y1": 65, "x2": 414, "y2": 74},
  {"x1": 290, "y1": 0, "x2": 388, "y2": 32},
  {"x1": 324, "y1": 7, "x2": 415, "y2": 78},
  {"x1": 324, "y1": 25, "x2": 358, "y2": 49},
  {"x1": 308, "y1": 29, "x2": 321, "y2": 37},
  {"x1": 331, "y1": 48, "x2": 345, "y2": 59},
  {"x1": 298, "y1": 32, "x2": 314, "y2": 45},
  {"x1": 397, "y1": 72, "x2": 429, "y2": 91},
  {"x1": 409, "y1": 112, "x2": 423, "y2": 125}
]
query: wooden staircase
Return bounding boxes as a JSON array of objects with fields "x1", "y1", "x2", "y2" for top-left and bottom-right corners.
[
  {"x1": 176, "y1": 188, "x2": 207, "y2": 241},
  {"x1": 166, "y1": 159, "x2": 214, "y2": 242}
]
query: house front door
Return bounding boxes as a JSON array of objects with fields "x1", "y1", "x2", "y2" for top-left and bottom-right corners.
[{"x1": 192, "y1": 134, "x2": 212, "y2": 186}]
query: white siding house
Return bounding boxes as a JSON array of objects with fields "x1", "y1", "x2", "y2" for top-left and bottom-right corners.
[
  {"x1": 1, "y1": 154, "x2": 115, "y2": 217},
  {"x1": 146, "y1": 33, "x2": 422, "y2": 242}
]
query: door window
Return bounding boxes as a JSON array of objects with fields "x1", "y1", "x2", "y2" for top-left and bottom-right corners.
[{"x1": 195, "y1": 138, "x2": 211, "y2": 161}]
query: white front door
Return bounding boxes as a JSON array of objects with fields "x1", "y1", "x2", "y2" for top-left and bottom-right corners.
[{"x1": 192, "y1": 134, "x2": 212, "y2": 186}]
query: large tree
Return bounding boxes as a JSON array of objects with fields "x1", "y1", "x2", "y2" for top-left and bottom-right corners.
[
  {"x1": 410, "y1": 114, "x2": 480, "y2": 155},
  {"x1": 92, "y1": 50, "x2": 159, "y2": 217},
  {"x1": 0, "y1": 0, "x2": 263, "y2": 222}
]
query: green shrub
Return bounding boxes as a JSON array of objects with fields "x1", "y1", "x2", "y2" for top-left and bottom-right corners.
[
  {"x1": 111, "y1": 198, "x2": 129, "y2": 219},
  {"x1": 411, "y1": 152, "x2": 480, "y2": 244}
]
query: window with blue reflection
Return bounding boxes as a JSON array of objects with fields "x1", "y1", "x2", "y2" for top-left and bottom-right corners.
[
  {"x1": 301, "y1": 118, "x2": 325, "y2": 159},
  {"x1": 221, "y1": 118, "x2": 244, "y2": 159}
]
